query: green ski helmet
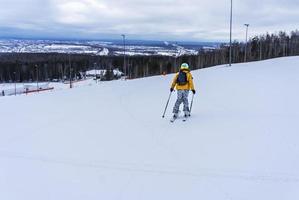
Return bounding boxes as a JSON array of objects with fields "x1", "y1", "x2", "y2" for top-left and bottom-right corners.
[{"x1": 180, "y1": 63, "x2": 189, "y2": 70}]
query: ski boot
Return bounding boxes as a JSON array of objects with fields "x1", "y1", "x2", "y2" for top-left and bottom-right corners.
[{"x1": 170, "y1": 113, "x2": 179, "y2": 123}]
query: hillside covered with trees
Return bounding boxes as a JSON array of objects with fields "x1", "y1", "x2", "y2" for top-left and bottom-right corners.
[{"x1": 0, "y1": 30, "x2": 298, "y2": 82}]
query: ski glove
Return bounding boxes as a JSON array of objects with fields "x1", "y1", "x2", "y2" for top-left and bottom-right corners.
[
  {"x1": 192, "y1": 90, "x2": 196, "y2": 94},
  {"x1": 170, "y1": 88, "x2": 174, "y2": 92}
]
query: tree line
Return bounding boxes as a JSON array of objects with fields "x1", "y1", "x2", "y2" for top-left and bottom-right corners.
[{"x1": 0, "y1": 30, "x2": 298, "y2": 83}]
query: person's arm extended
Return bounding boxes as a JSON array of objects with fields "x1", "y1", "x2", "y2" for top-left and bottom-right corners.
[
  {"x1": 189, "y1": 73, "x2": 195, "y2": 90},
  {"x1": 188, "y1": 73, "x2": 196, "y2": 94},
  {"x1": 171, "y1": 73, "x2": 178, "y2": 89}
]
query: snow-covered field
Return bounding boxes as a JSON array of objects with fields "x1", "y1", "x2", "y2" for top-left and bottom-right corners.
[
  {"x1": 1, "y1": 57, "x2": 299, "y2": 199},
  {"x1": 0, "y1": 79, "x2": 95, "y2": 96},
  {"x1": 0, "y1": 39, "x2": 215, "y2": 56}
]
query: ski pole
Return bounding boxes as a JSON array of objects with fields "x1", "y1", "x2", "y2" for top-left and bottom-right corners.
[
  {"x1": 189, "y1": 93, "x2": 195, "y2": 116},
  {"x1": 162, "y1": 91, "x2": 173, "y2": 118}
]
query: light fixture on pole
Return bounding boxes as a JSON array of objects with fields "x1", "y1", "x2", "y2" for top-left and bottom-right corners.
[
  {"x1": 244, "y1": 24, "x2": 249, "y2": 62},
  {"x1": 229, "y1": 0, "x2": 233, "y2": 66},
  {"x1": 121, "y1": 34, "x2": 126, "y2": 77}
]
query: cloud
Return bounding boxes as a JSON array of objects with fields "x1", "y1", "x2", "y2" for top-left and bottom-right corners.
[{"x1": 0, "y1": 0, "x2": 298, "y2": 41}]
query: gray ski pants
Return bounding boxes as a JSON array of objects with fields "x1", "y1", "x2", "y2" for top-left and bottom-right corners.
[{"x1": 173, "y1": 90, "x2": 189, "y2": 114}]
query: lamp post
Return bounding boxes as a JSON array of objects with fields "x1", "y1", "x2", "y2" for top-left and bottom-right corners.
[
  {"x1": 259, "y1": 38, "x2": 262, "y2": 60},
  {"x1": 229, "y1": 0, "x2": 233, "y2": 66},
  {"x1": 35, "y1": 64, "x2": 39, "y2": 92},
  {"x1": 174, "y1": 42, "x2": 177, "y2": 67},
  {"x1": 244, "y1": 24, "x2": 249, "y2": 62},
  {"x1": 121, "y1": 34, "x2": 126, "y2": 77},
  {"x1": 14, "y1": 72, "x2": 16, "y2": 96},
  {"x1": 94, "y1": 62, "x2": 97, "y2": 83},
  {"x1": 69, "y1": 54, "x2": 72, "y2": 88}
]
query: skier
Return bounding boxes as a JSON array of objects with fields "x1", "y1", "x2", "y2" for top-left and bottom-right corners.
[{"x1": 170, "y1": 63, "x2": 196, "y2": 121}]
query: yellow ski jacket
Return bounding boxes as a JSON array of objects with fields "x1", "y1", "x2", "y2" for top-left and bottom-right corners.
[{"x1": 170, "y1": 69, "x2": 195, "y2": 91}]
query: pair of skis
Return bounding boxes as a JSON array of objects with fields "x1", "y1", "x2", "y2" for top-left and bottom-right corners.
[
  {"x1": 170, "y1": 114, "x2": 190, "y2": 123},
  {"x1": 162, "y1": 91, "x2": 195, "y2": 123}
]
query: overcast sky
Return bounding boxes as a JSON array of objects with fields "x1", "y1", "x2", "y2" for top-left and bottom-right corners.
[{"x1": 0, "y1": 0, "x2": 298, "y2": 41}]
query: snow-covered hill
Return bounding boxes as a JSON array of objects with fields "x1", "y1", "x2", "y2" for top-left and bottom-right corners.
[{"x1": 1, "y1": 57, "x2": 299, "y2": 200}]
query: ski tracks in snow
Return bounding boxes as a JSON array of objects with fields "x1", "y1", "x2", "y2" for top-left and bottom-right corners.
[
  {"x1": 118, "y1": 88, "x2": 185, "y2": 162},
  {"x1": 1, "y1": 150, "x2": 299, "y2": 183}
]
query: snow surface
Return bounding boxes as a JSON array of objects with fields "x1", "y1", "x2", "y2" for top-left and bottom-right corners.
[
  {"x1": 1, "y1": 57, "x2": 299, "y2": 199},
  {"x1": 85, "y1": 69, "x2": 123, "y2": 77},
  {"x1": 1, "y1": 83, "x2": 53, "y2": 96},
  {"x1": 0, "y1": 79, "x2": 95, "y2": 96}
]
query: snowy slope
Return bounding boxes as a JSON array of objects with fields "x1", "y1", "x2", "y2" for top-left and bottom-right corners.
[{"x1": 1, "y1": 57, "x2": 299, "y2": 200}]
